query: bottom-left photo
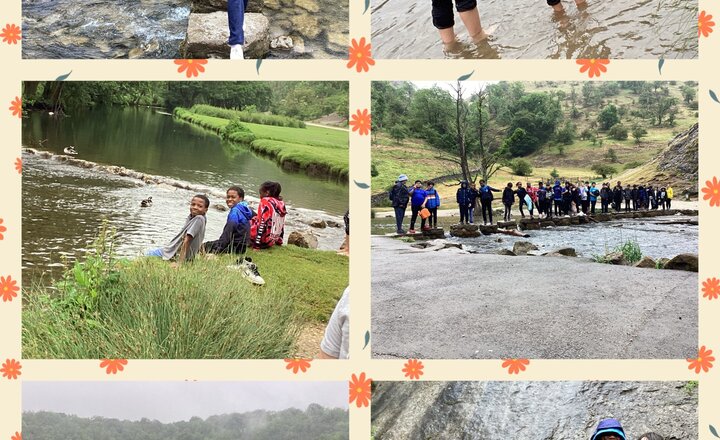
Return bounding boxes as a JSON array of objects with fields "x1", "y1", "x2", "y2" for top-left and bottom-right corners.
[{"x1": 23, "y1": 381, "x2": 349, "y2": 439}]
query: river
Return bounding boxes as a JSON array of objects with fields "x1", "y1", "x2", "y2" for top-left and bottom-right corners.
[
  {"x1": 22, "y1": 106, "x2": 348, "y2": 283},
  {"x1": 22, "y1": 0, "x2": 347, "y2": 59},
  {"x1": 371, "y1": 0, "x2": 698, "y2": 59}
]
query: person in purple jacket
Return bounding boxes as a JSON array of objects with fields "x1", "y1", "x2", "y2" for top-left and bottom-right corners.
[{"x1": 590, "y1": 418, "x2": 626, "y2": 440}]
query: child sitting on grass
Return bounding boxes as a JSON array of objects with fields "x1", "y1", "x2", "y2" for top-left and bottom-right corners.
[
  {"x1": 203, "y1": 185, "x2": 254, "y2": 254},
  {"x1": 146, "y1": 194, "x2": 209, "y2": 263},
  {"x1": 250, "y1": 181, "x2": 287, "y2": 249}
]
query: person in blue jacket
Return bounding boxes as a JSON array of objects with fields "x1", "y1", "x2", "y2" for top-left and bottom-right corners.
[
  {"x1": 589, "y1": 182, "x2": 600, "y2": 214},
  {"x1": 203, "y1": 186, "x2": 254, "y2": 254},
  {"x1": 502, "y1": 182, "x2": 515, "y2": 222},
  {"x1": 456, "y1": 180, "x2": 473, "y2": 224},
  {"x1": 478, "y1": 179, "x2": 500, "y2": 225},
  {"x1": 468, "y1": 182, "x2": 480, "y2": 224},
  {"x1": 424, "y1": 181, "x2": 441, "y2": 229},
  {"x1": 591, "y1": 418, "x2": 626, "y2": 440},
  {"x1": 638, "y1": 185, "x2": 648, "y2": 210},
  {"x1": 408, "y1": 180, "x2": 428, "y2": 233},
  {"x1": 552, "y1": 180, "x2": 564, "y2": 217}
]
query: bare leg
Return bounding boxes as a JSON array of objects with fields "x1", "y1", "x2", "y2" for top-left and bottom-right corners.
[
  {"x1": 575, "y1": 0, "x2": 587, "y2": 5},
  {"x1": 458, "y1": 8, "x2": 488, "y2": 43},
  {"x1": 552, "y1": 3, "x2": 564, "y2": 12},
  {"x1": 438, "y1": 27, "x2": 457, "y2": 45}
]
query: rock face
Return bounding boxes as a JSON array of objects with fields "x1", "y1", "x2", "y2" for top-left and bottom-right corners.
[
  {"x1": 657, "y1": 123, "x2": 699, "y2": 195},
  {"x1": 191, "y1": 0, "x2": 264, "y2": 13},
  {"x1": 372, "y1": 381, "x2": 698, "y2": 440},
  {"x1": 182, "y1": 12, "x2": 270, "y2": 59},
  {"x1": 513, "y1": 241, "x2": 538, "y2": 255},
  {"x1": 663, "y1": 253, "x2": 698, "y2": 272},
  {"x1": 287, "y1": 230, "x2": 318, "y2": 249}
]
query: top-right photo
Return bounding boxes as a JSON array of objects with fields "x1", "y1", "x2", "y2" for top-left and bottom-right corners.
[{"x1": 371, "y1": 0, "x2": 698, "y2": 59}]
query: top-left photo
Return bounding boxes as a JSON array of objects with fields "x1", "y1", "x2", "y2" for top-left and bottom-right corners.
[{"x1": 22, "y1": 0, "x2": 348, "y2": 59}]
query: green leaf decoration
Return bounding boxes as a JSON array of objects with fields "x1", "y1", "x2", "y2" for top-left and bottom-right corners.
[
  {"x1": 354, "y1": 180, "x2": 370, "y2": 189},
  {"x1": 363, "y1": 330, "x2": 370, "y2": 349},
  {"x1": 256, "y1": 58, "x2": 263, "y2": 75},
  {"x1": 710, "y1": 90, "x2": 720, "y2": 104},
  {"x1": 458, "y1": 70, "x2": 474, "y2": 81},
  {"x1": 710, "y1": 425, "x2": 719, "y2": 438},
  {"x1": 658, "y1": 58, "x2": 664, "y2": 75},
  {"x1": 364, "y1": 0, "x2": 370, "y2": 14},
  {"x1": 56, "y1": 71, "x2": 73, "y2": 81}
]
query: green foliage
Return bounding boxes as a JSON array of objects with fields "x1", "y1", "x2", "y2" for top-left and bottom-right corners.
[
  {"x1": 502, "y1": 127, "x2": 538, "y2": 157},
  {"x1": 591, "y1": 164, "x2": 617, "y2": 178},
  {"x1": 223, "y1": 119, "x2": 257, "y2": 144},
  {"x1": 624, "y1": 161, "x2": 643, "y2": 170},
  {"x1": 598, "y1": 104, "x2": 620, "y2": 130},
  {"x1": 617, "y1": 240, "x2": 642, "y2": 264},
  {"x1": 632, "y1": 124, "x2": 648, "y2": 143},
  {"x1": 550, "y1": 168, "x2": 560, "y2": 179},
  {"x1": 190, "y1": 104, "x2": 306, "y2": 128},
  {"x1": 608, "y1": 123, "x2": 628, "y2": 140},
  {"x1": 505, "y1": 92, "x2": 562, "y2": 154},
  {"x1": 604, "y1": 148, "x2": 619, "y2": 163},
  {"x1": 555, "y1": 121, "x2": 576, "y2": 145},
  {"x1": 371, "y1": 163, "x2": 379, "y2": 177},
  {"x1": 510, "y1": 158, "x2": 533, "y2": 176},
  {"x1": 389, "y1": 124, "x2": 410, "y2": 143},
  {"x1": 684, "y1": 381, "x2": 698, "y2": 394}
]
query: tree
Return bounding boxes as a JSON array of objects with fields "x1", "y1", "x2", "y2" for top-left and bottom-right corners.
[
  {"x1": 555, "y1": 121, "x2": 576, "y2": 145},
  {"x1": 592, "y1": 164, "x2": 618, "y2": 178},
  {"x1": 632, "y1": 125, "x2": 647, "y2": 143},
  {"x1": 597, "y1": 104, "x2": 620, "y2": 130},
  {"x1": 470, "y1": 87, "x2": 503, "y2": 182},
  {"x1": 681, "y1": 84, "x2": 696, "y2": 104},
  {"x1": 389, "y1": 124, "x2": 409, "y2": 143},
  {"x1": 501, "y1": 127, "x2": 537, "y2": 157},
  {"x1": 550, "y1": 168, "x2": 560, "y2": 179},
  {"x1": 608, "y1": 123, "x2": 628, "y2": 140},
  {"x1": 604, "y1": 148, "x2": 619, "y2": 163},
  {"x1": 511, "y1": 158, "x2": 533, "y2": 176}
]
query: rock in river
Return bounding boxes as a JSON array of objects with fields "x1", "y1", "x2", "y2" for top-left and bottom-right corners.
[
  {"x1": 183, "y1": 12, "x2": 270, "y2": 59},
  {"x1": 512, "y1": 241, "x2": 538, "y2": 255},
  {"x1": 663, "y1": 253, "x2": 698, "y2": 272},
  {"x1": 288, "y1": 230, "x2": 319, "y2": 249},
  {"x1": 191, "y1": 0, "x2": 264, "y2": 13}
]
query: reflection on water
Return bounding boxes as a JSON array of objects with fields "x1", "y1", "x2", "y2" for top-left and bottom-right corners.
[
  {"x1": 22, "y1": 106, "x2": 348, "y2": 283},
  {"x1": 371, "y1": 215, "x2": 698, "y2": 259},
  {"x1": 371, "y1": 0, "x2": 697, "y2": 59}
]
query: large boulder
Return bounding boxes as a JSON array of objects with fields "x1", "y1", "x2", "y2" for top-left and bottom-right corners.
[
  {"x1": 182, "y1": 12, "x2": 270, "y2": 59},
  {"x1": 513, "y1": 241, "x2": 539, "y2": 255},
  {"x1": 663, "y1": 254, "x2": 698, "y2": 272},
  {"x1": 634, "y1": 256, "x2": 657, "y2": 269},
  {"x1": 450, "y1": 224, "x2": 480, "y2": 238},
  {"x1": 604, "y1": 251, "x2": 626, "y2": 265},
  {"x1": 191, "y1": 0, "x2": 264, "y2": 13},
  {"x1": 287, "y1": 230, "x2": 318, "y2": 249}
]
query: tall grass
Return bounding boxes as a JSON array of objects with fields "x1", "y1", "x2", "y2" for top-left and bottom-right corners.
[
  {"x1": 190, "y1": 104, "x2": 306, "y2": 128},
  {"x1": 23, "y1": 230, "x2": 348, "y2": 359}
]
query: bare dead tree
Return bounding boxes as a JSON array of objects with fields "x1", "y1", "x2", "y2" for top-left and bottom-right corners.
[
  {"x1": 450, "y1": 81, "x2": 471, "y2": 182},
  {"x1": 472, "y1": 86, "x2": 503, "y2": 183}
]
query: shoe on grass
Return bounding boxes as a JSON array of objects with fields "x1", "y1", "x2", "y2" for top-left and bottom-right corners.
[{"x1": 227, "y1": 257, "x2": 265, "y2": 285}]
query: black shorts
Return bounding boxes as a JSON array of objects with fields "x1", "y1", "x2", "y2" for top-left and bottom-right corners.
[
  {"x1": 547, "y1": 0, "x2": 561, "y2": 5},
  {"x1": 432, "y1": 0, "x2": 477, "y2": 29}
]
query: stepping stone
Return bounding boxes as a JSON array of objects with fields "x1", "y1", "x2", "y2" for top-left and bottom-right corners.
[{"x1": 182, "y1": 12, "x2": 270, "y2": 59}]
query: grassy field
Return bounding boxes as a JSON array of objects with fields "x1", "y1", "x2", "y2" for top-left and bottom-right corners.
[
  {"x1": 373, "y1": 82, "x2": 697, "y2": 202},
  {"x1": 174, "y1": 108, "x2": 349, "y2": 179},
  {"x1": 23, "y1": 245, "x2": 348, "y2": 359}
]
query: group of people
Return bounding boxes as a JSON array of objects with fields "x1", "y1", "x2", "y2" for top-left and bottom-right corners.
[
  {"x1": 145, "y1": 181, "x2": 287, "y2": 284},
  {"x1": 388, "y1": 174, "x2": 676, "y2": 233}
]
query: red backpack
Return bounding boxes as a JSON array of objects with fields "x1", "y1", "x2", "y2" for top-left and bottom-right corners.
[{"x1": 250, "y1": 197, "x2": 286, "y2": 249}]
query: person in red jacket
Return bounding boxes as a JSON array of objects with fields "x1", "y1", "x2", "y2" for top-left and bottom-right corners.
[{"x1": 250, "y1": 181, "x2": 287, "y2": 249}]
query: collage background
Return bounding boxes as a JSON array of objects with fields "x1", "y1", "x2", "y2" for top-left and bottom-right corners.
[{"x1": 0, "y1": 0, "x2": 718, "y2": 438}]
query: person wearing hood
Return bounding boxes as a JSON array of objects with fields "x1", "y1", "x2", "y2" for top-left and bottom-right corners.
[
  {"x1": 591, "y1": 418, "x2": 627, "y2": 440},
  {"x1": 502, "y1": 182, "x2": 514, "y2": 222},
  {"x1": 203, "y1": 185, "x2": 255, "y2": 254},
  {"x1": 552, "y1": 180, "x2": 564, "y2": 217},
  {"x1": 666, "y1": 185, "x2": 674, "y2": 209},
  {"x1": 456, "y1": 180, "x2": 473, "y2": 224},
  {"x1": 613, "y1": 181, "x2": 623, "y2": 212},
  {"x1": 638, "y1": 185, "x2": 648, "y2": 209},
  {"x1": 424, "y1": 181, "x2": 441, "y2": 228},
  {"x1": 389, "y1": 174, "x2": 411, "y2": 234},
  {"x1": 600, "y1": 183, "x2": 612, "y2": 213},
  {"x1": 478, "y1": 180, "x2": 500, "y2": 225}
]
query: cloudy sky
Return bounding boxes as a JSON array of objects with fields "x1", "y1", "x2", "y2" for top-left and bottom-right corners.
[
  {"x1": 413, "y1": 81, "x2": 498, "y2": 95},
  {"x1": 24, "y1": 381, "x2": 347, "y2": 423}
]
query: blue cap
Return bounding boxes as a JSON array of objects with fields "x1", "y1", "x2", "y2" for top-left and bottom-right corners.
[{"x1": 591, "y1": 419, "x2": 626, "y2": 440}]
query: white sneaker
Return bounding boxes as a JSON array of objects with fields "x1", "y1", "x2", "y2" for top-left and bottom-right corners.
[
  {"x1": 230, "y1": 44, "x2": 244, "y2": 60},
  {"x1": 227, "y1": 257, "x2": 265, "y2": 285}
]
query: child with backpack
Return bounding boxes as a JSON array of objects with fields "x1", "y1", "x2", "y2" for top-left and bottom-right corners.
[
  {"x1": 478, "y1": 180, "x2": 500, "y2": 225},
  {"x1": 250, "y1": 181, "x2": 286, "y2": 249}
]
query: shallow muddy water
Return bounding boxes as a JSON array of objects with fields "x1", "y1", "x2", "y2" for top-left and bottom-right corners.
[{"x1": 371, "y1": 0, "x2": 698, "y2": 59}]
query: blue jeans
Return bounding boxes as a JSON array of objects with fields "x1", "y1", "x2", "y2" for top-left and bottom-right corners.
[
  {"x1": 394, "y1": 206, "x2": 406, "y2": 232},
  {"x1": 228, "y1": 0, "x2": 248, "y2": 45}
]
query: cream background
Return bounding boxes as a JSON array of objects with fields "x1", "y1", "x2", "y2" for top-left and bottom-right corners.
[{"x1": 0, "y1": 0, "x2": 717, "y2": 437}]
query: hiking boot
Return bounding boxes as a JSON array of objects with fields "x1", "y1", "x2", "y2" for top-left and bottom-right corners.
[
  {"x1": 397, "y1": 229, "x2": 406, "y2": 234},
  {"x1": 228, "y1": 257, "x2": 265, "y2": 285}
]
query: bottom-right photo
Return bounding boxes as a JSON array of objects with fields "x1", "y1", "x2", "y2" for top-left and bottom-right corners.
[{"x1": 371, "y1": 381, "x2": 698, "y2": 439}]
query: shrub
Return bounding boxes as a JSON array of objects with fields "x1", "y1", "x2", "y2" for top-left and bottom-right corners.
[
  {"x1": 389, "y1": 124, "x2": 409, "y2": 143},
  {"x1": 591, "y1": 164, "x2": 617, "y2": 178},
  {"x1": 632, "y1": 125, "x2": 648, "y2": 143},
  {"x1": 550, "y1": 168, "x2": 560, "y2": 179},
  {"x1": 370, "y1": 163, "x2": 379, "y2": 177},
  {"x1": 604, "y1": 148, "x2": 619, "y2": 163},
  {"x1": 616, "y1": 240, "x2": 642, "y2": 264},
  {"x1": 510, "y1": 158, "x2": 534, "y2": 176},
  {"x1": 189, "y1": 104, "x2": 306, "y2": 128},
  {"x1": 555, "y1": 122, "x2": 576, "y2": 145},
  {"x1": 623, "y1": 161, "x2": 643, "y2": 170},
  {"x1": 608, "y1": 123, "x2": 628, "y2": 140}
]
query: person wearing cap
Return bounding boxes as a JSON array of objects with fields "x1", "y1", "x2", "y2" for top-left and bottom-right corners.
[
  {"x1": 591, "y1": 418, "x2": 626, "y2": 440},
  {"x1": 388, "y1": 174, "x2": 411, "y2": 234}
]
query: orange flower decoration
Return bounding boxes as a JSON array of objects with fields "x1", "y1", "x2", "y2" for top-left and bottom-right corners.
[
  {"x1": 0, "y1": 218, "x2": 7, "y2": 240},
  {"x1": 100, "y1": 359, "x2": 128, "y2": 374},
  {"x1": 285, "y1": 358, "x2": 312, "y2": 374},
  {"x1": 703, "y1": 277, "x2": 720, "y2": 300},
  {"x1": 576, "y1": 59, "x2": 609, "y2": 78},
  {"x1": 349, "y1": 109, "x2": 371, "y2": 136},
  {"x1": 687, "y1": 346, "x2": 715, "y2": 373},
  {"x1": 11, "y1": 432, "x2": 21, "y2": 440},
  {"x1": 702, "y1": 176, "x2": 720, "y2": 207},
  {"x1": 9, "y1": 96, "x2": 21, "y2": 118},
  {"x1": 15, "y1": 157, "x2": 22, "y2": 174},
  {"x1": 699, "y1": 11, "x2": 715, "y2": 37},
  {"x1": 1, "y1": 275, "x2": 19, "y2": 302},
  {"x1": 0, "y1": 24, "x2": 21, "y2": 45},
  {"x1": 347, "y1": 37, "x2": 375, "y2": 73},
  {"x1": 502, "y1": 358, "x2": 530, "y2": 375},
  {"x1": 349, "y1": 372, "x2": 372, "y2": 407},
  {"x1": 174, "y1": 59, "x2": 208, "y2": 78},
  {"x1": 402, "y1": 359, "x2": 424, "y2": 380},
  {"x1": 1, "y1": 359, "x2": 22, "y2": 380}
]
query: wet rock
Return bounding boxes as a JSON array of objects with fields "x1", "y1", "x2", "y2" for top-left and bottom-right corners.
[
  {"x1": 496, "y1": 221, "x2": 516, "y2": 229},
  {"x1": 450, "y1": 224, "x2": 480, "y2": 238},
  {"x1": 544, "y1": 247, "x2": 577, "y2": 257},
  {"x1": 326, "y1": 220, "x2": 341, "y2": 228},
  {"x1": 291, "y1": 36, "x2": 306, "y2": 55},
  {"x1": 663, "y1": 253, "x2": 698, "y2": 272},
  {"x1": 296, "y1": 0, "x2": 320, "y2": 12},
  {"x1": 513, "y1": 241, "x2": 538, "y2": 255},
  {"x1": 554, "y1": 217, "x2": 572, "y2": 226},
  {"x1": 422, "y1": 228, "x2": 446, "y2": 239},
  {"x1": 326, "y1": 31, "x2": 347, "y2": 53},
  {"x1": 288, "y1": 230, "x2": 318, "y2": 249},
  {"x1": 309, "y1": 219, "x2": 327, "y2": 228},
  {"x1": 270, "y1": 35, "x2": 293, "y2": 50},
  {"x1": 290, "y1": 13, "x2": 321, "y2": 39},
  {"x1": 593, "y1": 213, "x2": 612, "y2": 222},
  {"x1": 658, "y1": 257, "x2": 670, "y2": 268},
  {"x1": 191, "y1": 0, "x2": 264, "y2": 13},
  {"x1": 496, "y1": 249, "x2": 516, "y2": 256},
  {"x1": 604, "y1": 251, "x2": 626, "y2": 265},
  {"x1": 635, "y1": 256, "x2": 657, "y2": 269},
  {"x1": 183, "y1": 12, "x2": 270, "y2": 59},
  {"x1": 213, "y1": 203, "x2": 228, "y2": 212},
  {"x1": 478, "y1": 224, "x2": 498, "y2": 235}
]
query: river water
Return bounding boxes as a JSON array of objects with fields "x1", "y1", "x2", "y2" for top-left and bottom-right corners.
[
  {"x1": 371, "y1": 0, "x2": 698, "y2": 59},
  {"x1": 371, "y1": 214, "x2": 698, "y2": 259},
  {"x1": 22, "y1": 0, "x2": 347, "y2": 59},
  {"x1": 22, "y1": 106, "x2": 348, "y2": 283}
]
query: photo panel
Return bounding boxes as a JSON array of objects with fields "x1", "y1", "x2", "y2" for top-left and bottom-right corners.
[
  {"x1": 371, "y1": 80, "x2": 699, "y2": 359},
  {"x1": 21, "y1": 80, "x2": 350, "y2": 360}
]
